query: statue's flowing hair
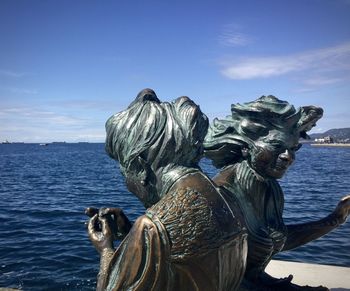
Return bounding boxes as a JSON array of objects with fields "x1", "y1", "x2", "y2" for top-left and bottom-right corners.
[
  {"x1": 105, "y1": 88, "x2": 209, "y2": 178},
  {"x1": 204, "y1": 95, "x2": 323, "y2": 168}
]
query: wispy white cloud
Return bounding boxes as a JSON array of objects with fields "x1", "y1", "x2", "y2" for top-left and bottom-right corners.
[
  {"x1": 219, "y1": 24, "x2": 253, "y2": 47},
  {"x1": 0, "y1": 107, "x2": 86, "y2": 126},
  {"x1": 9, "y1": 87, "x2": 38, "y2": 95},
  {"x1": 220, "y1": 41, "x2": 350, "y2": 81},
  {"x1": 0, "y1": 69, "x2": 27, "y2": 78},
  {"x1": 0, "y1": 124, "x2": 105, "y2": 143},
  {"x1": 0, "y1": 105, "x2": 107, "y2": 142},
  {"x1": 303, "y1": 76, "x2": 344, "y2": 86},
  {"x1": 222, "y1": 57, "x2": 303, "y2": 79},
  {"x1": 219, "y1": 32, "x2": 252, "y2": 47}
]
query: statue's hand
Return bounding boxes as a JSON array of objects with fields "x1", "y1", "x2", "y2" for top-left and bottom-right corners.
[
  {"x1": 332, "y1": 195, "x2": 350, "y2": 225},
  {"x1": 99, "y1": 207, "x2": 132, "y2": 240},
  {"x1": 85, "y1": 206, "x2": 99, "y2": 217},
  {"x1": 86, "y1": 207, "x2": 132, "y2": 241},
  {"x1": 88, "y1": 214, "x2": 114, "y2": 254}
]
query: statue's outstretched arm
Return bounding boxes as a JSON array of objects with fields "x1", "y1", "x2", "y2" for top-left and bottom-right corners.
[{"x1": 283, "y1": 195, "x2": 350, "y2": 251}]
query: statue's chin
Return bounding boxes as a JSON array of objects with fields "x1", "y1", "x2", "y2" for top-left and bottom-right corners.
[
  {"x1": 265, "y1": 168, "x2": 288, "y2": 180},
  {"x1": 267, "y1": 162, "x2": 290, "y2": 179}
]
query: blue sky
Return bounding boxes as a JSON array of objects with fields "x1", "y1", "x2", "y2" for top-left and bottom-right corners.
[{"x1": 1, "y1": 0, "x2": 350, "y2": 142}]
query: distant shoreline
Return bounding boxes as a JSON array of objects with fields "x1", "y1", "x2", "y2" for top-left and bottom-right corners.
[{"x1": 310, "y1": 143, "x2": 350, "y2": 147}]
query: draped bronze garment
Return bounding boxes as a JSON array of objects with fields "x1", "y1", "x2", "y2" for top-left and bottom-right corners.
[
  {"x1": 214, "y1": 161, "x2": 287, "y2": 275},
  {"x1": 104, "y1": 172, "x2": 248, "y2": 291}
]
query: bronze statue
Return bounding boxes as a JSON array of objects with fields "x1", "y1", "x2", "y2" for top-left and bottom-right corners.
[
  {"x1": 86, "y1": 89, "x2": 248, "y2": 290},
  {"x1": 203, "y1": 95, "x2": 350, "y2": 290},
  {"x1": 86, "y1": 91, "x2": 350, "y2": 290}
]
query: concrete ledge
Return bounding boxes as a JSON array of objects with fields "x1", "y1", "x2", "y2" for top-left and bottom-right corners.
[
  {"x1": 266, "y1": 260, "x2": 350, "y2": 290},
  {"x1": 1, "y1": 261, "x2": 348, "y2": 291}
]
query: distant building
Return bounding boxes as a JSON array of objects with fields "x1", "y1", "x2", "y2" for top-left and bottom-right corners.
[{"x1": 314, "y1": 136, "x2": 334, "y2": 144}]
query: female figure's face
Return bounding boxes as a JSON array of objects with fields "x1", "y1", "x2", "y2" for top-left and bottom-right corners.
[{"x1": 249, "y1": 130, "x2": 301, "y2": 179}]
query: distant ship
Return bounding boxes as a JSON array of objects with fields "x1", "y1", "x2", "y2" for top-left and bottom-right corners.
[{"x1": 2, "y1": 140, "x2": 11, "y2": 144}]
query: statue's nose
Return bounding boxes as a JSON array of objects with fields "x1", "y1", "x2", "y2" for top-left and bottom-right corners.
[{"x1": 279, "y1": 150, "x2": 294, "y2": 163}]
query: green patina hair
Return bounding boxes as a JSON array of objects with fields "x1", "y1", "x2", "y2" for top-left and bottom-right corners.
[
  {"x1": 105, "y1": 88, "x2": 209, "y2": 178},
  {"x1": 204, "y1": 95, "x2": 323, "y2": 168}
]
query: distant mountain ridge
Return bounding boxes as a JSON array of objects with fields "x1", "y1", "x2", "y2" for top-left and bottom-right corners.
[{"x1": 309, "y1": 128, "x2": 350, "y2": 140}]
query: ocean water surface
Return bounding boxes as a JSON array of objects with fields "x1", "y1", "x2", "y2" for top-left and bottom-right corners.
[{"x1": 0, "y1": 143, "x2": 349, "y2": 290}]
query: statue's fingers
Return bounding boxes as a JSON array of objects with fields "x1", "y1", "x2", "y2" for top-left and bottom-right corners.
[
  {"x1": 340, "y1": 195, "x2": 350, "y2": 204},
  {"x1": 343, "y1": 196, "x2": 350, "y2": 216},
  {"x1": 99, "y1": 216, "x2": 112, "y2": 237},
  {"x1": 275, "y1": 274, "x2": 293, "y2": 284},
  {"x1": 285, "y1": 274, "x2": 293, "y2": 283},
  {"x1": 99, "y1": 207, "x2": 123, "y2": 219},
  {"x1": 85, "y1": 207, "x2": 99, "y2": 217},
  {"x1": 99, "y1": 207, "x2": 110, "y2": 217},
  {"x1": 104, "y1": 207, "x2": 123, "y2": 217},
  {"x1": 88, "y1": 214, "x2": 100, "y2": 241},
  {"x1": 338, "y1": 195, "x2": 350, "y2": 213},
  {"x1": 116, "y1": 211, "x2": 132, "y2": 233},
  {"x1": 88, "y1": 214, "x2": 98, "y2": 231}
]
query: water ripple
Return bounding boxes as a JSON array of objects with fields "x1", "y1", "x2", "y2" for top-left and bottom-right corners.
[{"x1": 0, "y1": 143, "x2": 349, "y2": 290}]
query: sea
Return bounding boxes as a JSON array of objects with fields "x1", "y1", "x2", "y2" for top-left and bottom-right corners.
[{"x1": 0, "y1": 143, "x2": 349, "y2": 290}]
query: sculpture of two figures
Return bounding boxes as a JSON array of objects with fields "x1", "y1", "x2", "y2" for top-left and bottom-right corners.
[{"x1": 86, "y1": 89, "x2": 350, "y2": 291}]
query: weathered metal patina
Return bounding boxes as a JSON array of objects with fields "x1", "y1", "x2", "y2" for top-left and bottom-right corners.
[
  {"x1": 87, "y1": 89, "x2": 247, "y2": 290},
  {"x1": 86, "y1": 90, "x2": 350, "y2": 291},
  {"x1": 204, "y1": 95, "x2": 350, "y2": 290}
]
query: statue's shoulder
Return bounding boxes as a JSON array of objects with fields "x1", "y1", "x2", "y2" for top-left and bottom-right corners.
[
  {"x1": 213, "y1": 164, "x2": 237, "y2": 188},
  {"x1": 147, "y1": 173, "x2": 243, "y2": 260}
]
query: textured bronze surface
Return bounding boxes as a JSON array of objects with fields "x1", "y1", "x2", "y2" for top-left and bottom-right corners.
[
  {"x1": 204, "y1": 95, "x2": 350, "y2": 290},
  {"x1": 87, "y1": 89, "x2": 247, "y2": 290},
  {"x1": 86, "y1": 91, "x2": 350, "y2": 290}
]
